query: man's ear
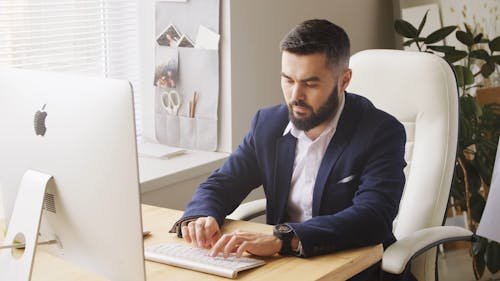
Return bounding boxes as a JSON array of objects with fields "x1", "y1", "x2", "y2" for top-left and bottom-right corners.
[{"x1": 340, "y1": 68, "x2": 352, "y2": 92}]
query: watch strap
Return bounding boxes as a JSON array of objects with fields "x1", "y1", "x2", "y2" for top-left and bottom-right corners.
[{"x1": 274, "y1": 224, "x2": 298, "y2": 256}]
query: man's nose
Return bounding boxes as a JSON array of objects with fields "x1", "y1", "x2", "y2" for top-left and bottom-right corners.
[{"x1": 290, "y1": 84, "x2": 305, "y2": 101}]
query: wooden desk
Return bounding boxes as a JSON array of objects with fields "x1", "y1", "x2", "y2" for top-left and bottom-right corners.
[{"x1": 1, "y1": 205, "x2": 382, "y2": 280}]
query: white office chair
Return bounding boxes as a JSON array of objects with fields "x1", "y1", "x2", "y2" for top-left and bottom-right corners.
[{"x1": 228, "y1": 49, "x2": 474, "y2": 280}]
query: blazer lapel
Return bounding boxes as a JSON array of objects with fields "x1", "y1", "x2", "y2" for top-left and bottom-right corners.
[
  {"x1": 312, "y1": 93, "x2": 358, "y2": 216},
  {"x1": 273, "y1": 133, "x2": 297, "y2": 223},
  {"x1": 311, "y1": 132, "x2": 349, "y2": 216}
]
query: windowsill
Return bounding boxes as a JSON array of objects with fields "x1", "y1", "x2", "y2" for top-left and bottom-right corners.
[{"x1": 138, "y1": 150, "x2": 229, "y2": 194}]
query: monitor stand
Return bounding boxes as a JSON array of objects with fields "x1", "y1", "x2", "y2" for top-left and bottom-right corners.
[{"x1": 0, "y1": 170, "x2": 52, "y2": 281}]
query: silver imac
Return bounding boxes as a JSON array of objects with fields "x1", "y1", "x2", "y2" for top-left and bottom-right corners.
[{"x1": 0, "y1": 68, "x2": 146, "y2": 281}]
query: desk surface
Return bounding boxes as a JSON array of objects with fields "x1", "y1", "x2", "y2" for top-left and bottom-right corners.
[{"x1": 1, "y1": 205, "x2": 382, "y2": 281}]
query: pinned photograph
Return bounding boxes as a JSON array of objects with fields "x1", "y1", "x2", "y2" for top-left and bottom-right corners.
[
  {"x1": 154, "y1": 48, "x2": 179, "y2": 89},
  {"x1": 177, "y1": 34, "x2": 195, "y2": 48},
  {"x1": 156, "y1": 23, "x2": 181, "y2": 47}
]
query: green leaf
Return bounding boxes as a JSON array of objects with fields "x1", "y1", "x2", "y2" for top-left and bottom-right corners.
[
  {"x1": 489, "y1": 36, "x2": 500, "y2": 52},
  {"x1": 460, "y1": 94, "x2": 478, "y2": 118},
  {"x1": 457, "y1": 30, "x2": 475, "y2": 47},
  {"x1": 427, "y1": 45, "x2": 455, "y2": 53},
  {"x1": 403, "y1": 39, "x2": 416, "y2": 47},
  {"x1": 454, "y1": 65, "x2": 475, "y2": 87},
  {"x1": 473, "y1": 236, "x2": 488, "y2": 255},
  {"x1": 469, "y1": 49, "x2": 490, "y2": 61},
  {"x1": 473, "y1": 238, "x2": 487, "y2": 279},
  {"x1": 424, "y1": 26, "x2": 457, "y2": 44},
  {"x1": 464, "y1": 23, "x2": 474, "y2": 35},
  {"x1": 491, "y1": 55, "x2": 500, "y2": 65},
  {"x1": 417, "y1": 10, "x2": 428, "y2": 36},
  {"x1": 481, "y1": 62, "x2": 495, "y2": 78},
  {"x1": 474, "y1": 33, "x2": 484, "y2": 44},
  {"x1": 485, "y1": 241, "x2": 500, "y2": 273},
  {"x1": 394, "y1": 19, "x2": 418, "y2": 38},
  {"x1": 470, "y1": 192, "x2": 485, "y2": 223},
  {"x1": 474, "y1": 257, "x2": 486, "y2": 280},
  {"x1": 451, "y1": 174, "x2": 465, "y2": 203},
  {"x1": 445, "y1": 50, "x2": 468, "y2": 63}
]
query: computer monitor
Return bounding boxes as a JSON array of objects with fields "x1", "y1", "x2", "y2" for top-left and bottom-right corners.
[{"x1": 0, "y1": 68, "x2": 146, "y2": 281}]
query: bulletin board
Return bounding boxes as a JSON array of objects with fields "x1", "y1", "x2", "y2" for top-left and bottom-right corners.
[{"x1": 154, "y1": 0, "x2": 220, "y2": 151}]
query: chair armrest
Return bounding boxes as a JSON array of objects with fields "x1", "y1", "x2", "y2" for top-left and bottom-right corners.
[
  {"x1": 382, "y1": 226, "x2": 473, "y2": 274},
  {"x1": 227, "y1": 199, "x2": 266, "y2": 221}
]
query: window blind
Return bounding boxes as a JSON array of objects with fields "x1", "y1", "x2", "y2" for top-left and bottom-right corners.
[{"x1": 0, "y1": 0, "x2": 143, "y2": 137}]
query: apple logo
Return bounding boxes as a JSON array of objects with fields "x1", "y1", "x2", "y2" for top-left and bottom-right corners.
[{"x1": 34, "y1": 104, "x2": 48, "y2": 136}]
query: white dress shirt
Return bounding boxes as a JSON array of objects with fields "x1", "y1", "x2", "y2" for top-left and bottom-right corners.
[{"x1": 283, "y1": 96, "x2": 345, "y2": 223}]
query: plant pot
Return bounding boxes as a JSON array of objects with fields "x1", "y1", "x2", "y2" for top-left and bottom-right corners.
[{"x1": 476, "y1": 86, "x2": 500, "y2": 114}]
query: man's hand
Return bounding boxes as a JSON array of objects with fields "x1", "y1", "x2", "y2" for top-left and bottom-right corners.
[
  {"x1": 181, "y1": 216, "x2": 221, "y2": 249},
  {"x1": 208, "y1": 230, "x2": 282, "y2": 258}
]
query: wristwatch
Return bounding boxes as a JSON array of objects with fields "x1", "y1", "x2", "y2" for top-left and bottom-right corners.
[{"x1": 273, "y1": 224, "x2": 296, "y2": 255}]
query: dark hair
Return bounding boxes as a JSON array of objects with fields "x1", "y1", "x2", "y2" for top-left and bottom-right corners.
[{"x1": 280, "y1": 19, "x2": 350, "y2": 69}]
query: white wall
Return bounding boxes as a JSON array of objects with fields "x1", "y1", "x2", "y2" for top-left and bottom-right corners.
[
  {"x1": 0, "y1": 192, "x2": 4, "y2": 220},
  {"x1": 139, "y1": 0, "x2": 397, "y2": 153}
]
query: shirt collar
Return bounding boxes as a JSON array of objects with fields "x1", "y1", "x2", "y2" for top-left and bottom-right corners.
[{"x1": 283, "y1": 92, "x2": 345, "y2": 139}]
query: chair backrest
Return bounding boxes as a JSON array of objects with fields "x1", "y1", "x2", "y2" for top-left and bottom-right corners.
[{"x1": 347, "y1": 49, "x2": 459, "y2": 280}]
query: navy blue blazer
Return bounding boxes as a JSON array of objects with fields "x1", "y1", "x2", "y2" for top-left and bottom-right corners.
[{"x1": 180, "y1": 92, "x2": 406, "y2": 257}]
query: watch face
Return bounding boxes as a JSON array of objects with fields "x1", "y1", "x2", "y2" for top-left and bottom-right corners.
[{"x1": 276, "y1": 224, "x2": 292, "y2": 233}]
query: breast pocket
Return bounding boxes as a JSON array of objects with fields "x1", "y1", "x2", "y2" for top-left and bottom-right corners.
[
  {"x1": 321, "y1": 174, "x2": 359, "y2": 214},
  {"x1": 337, "y1": 174, "x2": 356, "y2": 184}
]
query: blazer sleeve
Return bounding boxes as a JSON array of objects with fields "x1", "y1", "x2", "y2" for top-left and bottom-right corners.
[
  {"x1": 288, "y1": 115, "x2": 406, "y2": 257},
  {"x1": 178, "y1": 110, "x2": 264, "y2": 227}
]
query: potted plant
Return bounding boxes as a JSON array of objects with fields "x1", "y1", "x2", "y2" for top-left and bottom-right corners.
[{"x1": 394, "y1": 11, "x2": 500, "y2": 279}]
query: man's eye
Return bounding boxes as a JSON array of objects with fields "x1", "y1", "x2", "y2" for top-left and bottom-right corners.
[{"x1": 305, "y1": 83, "x2": 318, "y2": 88}]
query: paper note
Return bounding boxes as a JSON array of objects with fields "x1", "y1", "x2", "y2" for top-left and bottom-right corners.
[
  {"x1": 195, "y1": 25, "x2": 220, "y2": 50},
  {"x1": 138, "y1": 142, "x2": 186, "y2": 159}
]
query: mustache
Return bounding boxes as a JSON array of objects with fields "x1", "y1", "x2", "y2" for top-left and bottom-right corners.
[{"x1": 290, "y1": 100, "x2": 312, "y2": 110}]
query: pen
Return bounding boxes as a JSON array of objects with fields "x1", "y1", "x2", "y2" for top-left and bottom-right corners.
[{"x1": 189, "y1": 91, "x2": 199, "y2": 118}]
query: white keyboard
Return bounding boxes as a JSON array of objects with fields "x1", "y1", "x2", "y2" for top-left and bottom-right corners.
[{"x1": 144, "y1": 243, "x2": 266, "y2": 279}]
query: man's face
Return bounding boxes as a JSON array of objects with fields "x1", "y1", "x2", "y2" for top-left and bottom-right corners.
[{"x1": 281, "y1": 51, "x2": 349, "y2": 131}]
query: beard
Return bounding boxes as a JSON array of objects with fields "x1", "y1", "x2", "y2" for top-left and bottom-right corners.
[{"x1": 288, "y1": 85, "x2": 340, "y2": 132}]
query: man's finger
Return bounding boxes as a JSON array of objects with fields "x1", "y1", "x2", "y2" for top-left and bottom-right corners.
[
  {"x1": 194, "y1": 219, "x2": 206, "y2": 248},
  {"x1": 211, "y1": 231, "x2": 222, "y2": 247},
  {"x1": 181, "y1": 225, "x2": 191, "y2": 243},
  {"x1": 236, "y1": 241, "x2": 250, "y2": 258},
  {"x1": 187, "y1": 221, "x2": 197, "y2": 246},
  {"x1": 223, "y1": 235, "x2": 241, "y2": 258},
  {"x1": 204, "y1": 217, "x2": 220, "y2": 247},
  {"x1": 209, "y1": 234, "x2": 231, "y2": 257}
]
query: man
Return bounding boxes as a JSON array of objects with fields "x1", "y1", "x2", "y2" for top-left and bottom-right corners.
[{"x1": 170, "y1": 19, "x2": 407, "y2": 280}]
